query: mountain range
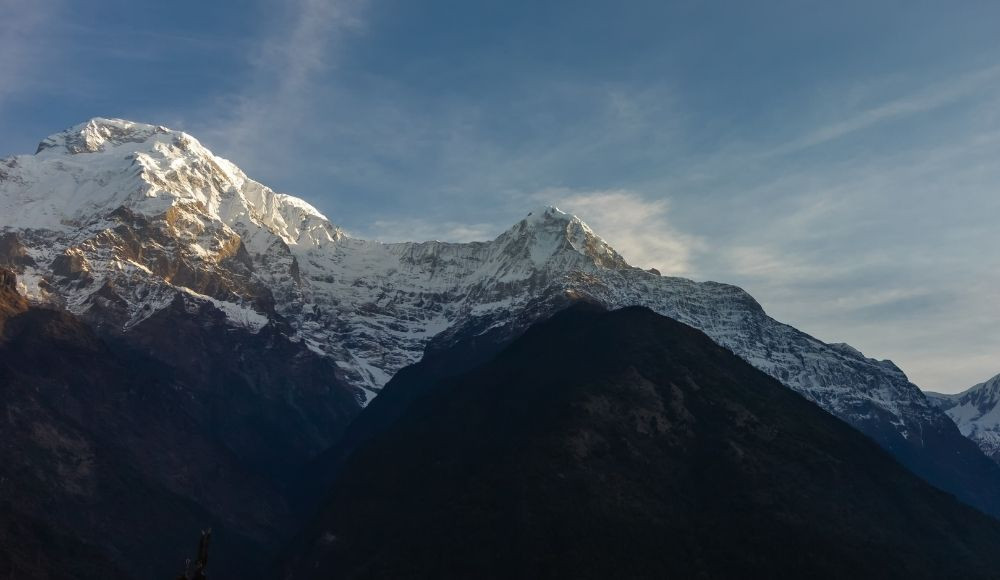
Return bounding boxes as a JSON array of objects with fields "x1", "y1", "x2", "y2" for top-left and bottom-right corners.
[{"x1": 1, "y1": 118, "x2": 999, "y2": 576}]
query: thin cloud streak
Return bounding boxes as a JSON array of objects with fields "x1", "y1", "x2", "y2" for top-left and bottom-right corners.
[
  {"x1": 695, "y1": 128, "x2": 1000, "y2": 392},
  {"x1": 768, "y1": 64, "x2": 1000, "y2": 156},
  {"x1": 362, "y1": 218, "x2": 499, "y2": 243},
  {"x1": 200, "y1": 0, "x2": 366, "y2": 175},
  {"x1": 0, "y1": 0, "x2": 59, "y2": 112}
]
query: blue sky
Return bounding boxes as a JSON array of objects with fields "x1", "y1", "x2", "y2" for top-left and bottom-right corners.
[{"x1": 1, "y1": 0, "x2": 999, "y2": 392}]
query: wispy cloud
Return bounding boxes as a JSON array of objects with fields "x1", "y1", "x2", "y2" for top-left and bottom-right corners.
[
  {"x1": 769, "y1": 64, "x2": 1000, "y2": 155},
  {"x1": 362, "y1": 218, "x2": 499, "y2": 243},
  {"x1": 693, "y1": 122, "x2": 1000, "y2": 391},
  {"x1": 0, "y1": 0, "x2": 59, "y2": 111},
  {"x1": 199, "y1": 0, "x2": 366, "y2": 175}
]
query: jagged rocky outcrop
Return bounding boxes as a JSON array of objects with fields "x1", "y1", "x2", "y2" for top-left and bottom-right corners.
[
  {"x1": 287, "y1": 306, "x2": 1000, "y2": 579},
  {"x1": 928, "y1": 374, "x2": 1000, "y2": 464},
  {"x1": 2, "y1": 118, "x2": 999, "y2": 518}
]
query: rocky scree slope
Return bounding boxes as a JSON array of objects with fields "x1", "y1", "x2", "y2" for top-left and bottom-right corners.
[{"x1": 2, "y1": 118, "x2": 999, "y2": 517}]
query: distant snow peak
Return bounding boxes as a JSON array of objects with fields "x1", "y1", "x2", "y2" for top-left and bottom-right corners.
[{"x1": 927, "y1": 373, "x2": 1000, "y2": 461}]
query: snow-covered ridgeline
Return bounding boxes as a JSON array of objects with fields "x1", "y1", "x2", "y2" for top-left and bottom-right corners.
[{"x1": 0, "y1": 119, "x2": 945, "y2": 441}]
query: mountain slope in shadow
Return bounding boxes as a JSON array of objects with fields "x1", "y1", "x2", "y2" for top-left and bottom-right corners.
[
  {"x1": 0, "y1": 269, "x2": 361, "y2": 579},
  {"x1": 289, "y1": 305, "x2": 1000, "y2": 579}
]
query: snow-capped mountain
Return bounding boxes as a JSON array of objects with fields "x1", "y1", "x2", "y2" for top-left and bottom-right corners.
[
  {"x1": 3, "y1": 118, "x2": 999, "y2": 517},
  {"x1": 927, "y1": 374, "x2": 1000, "y2": 463}
]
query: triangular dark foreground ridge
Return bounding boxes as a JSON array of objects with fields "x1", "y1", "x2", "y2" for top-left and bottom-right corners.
[{"x1": 288, "y1": 306, "x2": 1000, "y2": 579}]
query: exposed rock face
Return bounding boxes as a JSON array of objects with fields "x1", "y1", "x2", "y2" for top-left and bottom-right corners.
[
  {"x1": 0, "y1": 270, "x2": 361, "y2": 579},
  {"x1": 928, "y1": 374, "x2": 1000, "y2": 464},
  {"x1": 0, "y1": 268, "x2": 23, "y2": 300},
  {"x1": 1, "y1": 118, "x2": 999, "y2": 517},
  {"x1": 0, "y1": 267, "x2": 28, "y2": 334},
  {"x1": 288, "y1": 306, "x2": 1000, "y2": 580},
  {"x1": 0, "y1": 232, "x2": 36, "y2": 270}
]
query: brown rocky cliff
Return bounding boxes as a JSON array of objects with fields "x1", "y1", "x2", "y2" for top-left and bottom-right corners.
[{"x1": 0, "y1": 267, "x2": 28, "y2": 336}]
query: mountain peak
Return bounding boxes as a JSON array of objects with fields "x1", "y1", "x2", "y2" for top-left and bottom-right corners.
[
  {"x1": 521, "y1": 206, "x2": 595, "y2": 234},
  {"x1": 35, "y1": 118, "x2": 176, "y2": 155},
  {"x1": 504, "y1": 205, "x2": 629, "y2": 270},
  {"x1": 523, "y1": 205, "x2": 572, "y2": 224},
  {"x1": 926, "y1": 372, "x2": 1000, "y2": 464},
  {"x1": 5, "y1": 118, "x2": 339, "y2": 247}
]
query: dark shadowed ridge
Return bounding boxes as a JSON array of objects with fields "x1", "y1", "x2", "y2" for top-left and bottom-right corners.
[
  {"x1": 287, "y1": 305, "x2": 1000, "y2": 580},
  {"x1": 0, "y1": 269, "x2": 362, "y2": 579}
]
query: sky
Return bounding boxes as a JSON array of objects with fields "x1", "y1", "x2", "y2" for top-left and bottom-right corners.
[{"x1": 1, "y1": 0, "x2": 998, "y2": 392}]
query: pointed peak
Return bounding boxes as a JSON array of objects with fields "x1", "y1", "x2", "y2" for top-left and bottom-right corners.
[
  {"x1": 499, "y1": 205, "x2": 630, "y2": 270},
  {"x1": 521, "y1": 205, "x2": 608, "y2": 240},
  {"x1": 35, "y1": 118, "x2": 187, "y2": 155},
  {"x1": 521, "y1": 206, "x2": 585, "y2": 228},
  {"x1": 524, "y1": 205, "x2": 569, "y2": 220},
  {"x1": 4, "y1": 118, "x2": 343, "y2": 245}
]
